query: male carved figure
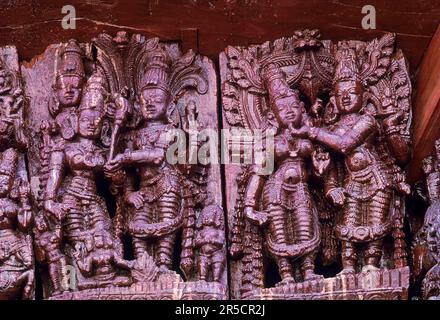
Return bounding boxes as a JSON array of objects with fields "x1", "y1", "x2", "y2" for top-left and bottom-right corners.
[
  {"x1": 105, "y1": 46, "x2": 183, "y2": 270},
  {"x1": 194, "y1": 204, "x2": 225, "y2": 282},
  {"x1": 291, "y1": 43, "x2": 410, "y2": 274}
]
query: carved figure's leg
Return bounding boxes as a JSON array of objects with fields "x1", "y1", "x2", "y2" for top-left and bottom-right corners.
[
  {"x1": 18, "y1": 269, "x2": 34, "y2": 299},
  {"x1": 340, "y1": 241, "x2": 357, "y2": 275},
  {"x1": 131, "y1": 202, "x2": 153, "y2": 260},
  {"x1": 63, "y1": 194, "x2": 83, "y2": 245},
  {"x1": 90, "y1": 197, "x2": 113, "y2": 233},
  {"x1": 198, "y1": 254, "x2": 209, "y2": 281},
  {"x1": 364, "y1": 189, "x2": 392, "y2": 269},
  {"x1": 267, "y1": 204, "x2": 294, "y2": 282},
  {"x1": 156, "y1": 191, "x2": 180, "y2": 269},
  {"x1": 339, "y1": 196, "x2": 361, "y2": 274},
  {"x1": 212, "y1": 251, "x2": 225, "y2": 282},
  {"x1": 48, "y1": 256, "x2": 64, "y2": 294},
  {"x1": 293, "y1": 189, "x2": 321, "y2": 280}
]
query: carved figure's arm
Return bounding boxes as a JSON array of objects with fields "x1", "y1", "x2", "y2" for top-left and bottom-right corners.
[{"x1": 309, "y1": 115, "x2": 376, "y2": 155}]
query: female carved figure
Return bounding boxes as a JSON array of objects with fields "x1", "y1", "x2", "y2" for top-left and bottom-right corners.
[
  {"x1": 43, "y1": 73, "x2": 117, "y2": 270},
  {"x1": 290, "y1": 44, "x2": 410, "y2": 274},
  {"x1": 242, "y1": 64, "x2": 321, "y2": 284}
]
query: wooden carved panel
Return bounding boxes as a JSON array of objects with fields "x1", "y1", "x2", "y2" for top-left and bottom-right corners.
[
  {"x1": 20, "y1": 32, "x2": 227, "y2": 300},
  {"x1": 220, "y1": 29, "x2": 412, "y2": 300},
  {"x1": 0, "y1": 46, "x2": 34, "y2": 300}
]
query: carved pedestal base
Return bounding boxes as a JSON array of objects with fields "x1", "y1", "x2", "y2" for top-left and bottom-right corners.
[
  {"x1": 49, "y1": 273, "x2": 228, "y2": 300},
  {"x1": 244, "y1": 267, "x2": 409, "y2": 300}
]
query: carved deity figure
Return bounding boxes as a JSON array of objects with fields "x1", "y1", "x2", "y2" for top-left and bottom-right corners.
[
  {"x1": 0, "y1": 149, "x2": 34, "y2": 299},
  {"x1": 290, "y1": 42, "x2": 410, "y2": 274},
  {"x1": 242, "y1": 65, "x2": 321, "y2": 284},
  {"x1": 419, "y1": 139, "x2": 440, "y2": 300},
  {"x1": 194, "y1": 204, "x2": 225, "y2": 282},
  {"x1": 43, "y1": 73, "x2": 128, "y2": 289},
  {"x1": 0, "y1": 53, "x2": 33, "y2": 300},
  {"x1": 105, "y1": 47, "x2": 182, "y2": 270},
  {"x1": 32, "y1": 40, "x2": 87, "y2": 295}
]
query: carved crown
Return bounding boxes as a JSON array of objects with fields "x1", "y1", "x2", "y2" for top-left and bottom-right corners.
[
  {"x1": 139, "y1": 46, "x2": 172, "y2": 93},
  {"x1": 263, "y1": 63, "x2": 301, "y2": 107},
  {"x1": 55, "y1": 39, "x2": 85, "y2": 83}
]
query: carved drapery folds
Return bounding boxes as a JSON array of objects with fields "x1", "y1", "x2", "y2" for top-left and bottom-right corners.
[{"x1": 221, "y1": 29, "x2": 412, "y2": 300}]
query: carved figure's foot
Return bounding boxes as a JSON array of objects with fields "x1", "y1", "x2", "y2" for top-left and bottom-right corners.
[
  {"x1": 361, "y1": 264, "x2": 381, "y2": 273},
  {"x1": 303, "y1": 270, "x2": 324, "y2": 281},
  {"x1": 337, "y1": 267, "x2": 356, "y2": 277},
  {"x1": 23, "y1": 283, "x2": 34, "y2": 299},
  {"x1": 276, "y1": 276, "x2": 295, "y2": 287},
  {"x1": 158, "y1": 265, "x2": 174, "y2": 274}
]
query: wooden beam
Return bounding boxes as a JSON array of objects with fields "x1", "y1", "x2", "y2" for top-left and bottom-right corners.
[{"x1": 408, "y1": 24, "x2": 440, "y2": 183}]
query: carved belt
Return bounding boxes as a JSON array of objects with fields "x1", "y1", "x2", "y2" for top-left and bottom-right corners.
[
  {"x1": 345, "y1": 164, "x2": 391, "y2": 201},
  {"x1": 335, "y1": 222, "x2": 392, "y2": 243}
]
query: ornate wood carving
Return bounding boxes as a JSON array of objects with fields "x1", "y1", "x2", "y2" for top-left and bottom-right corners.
[
  {"x1": 0, "y1": 46, "x2": 34, "y2": 300},
  {"x1": 220, "y1": 29, "x2": 412, "y2": 300},
  {"x1": 411, "y1": 139, "x2": 440, "y2": 300},
  {"x1": 21, "y1": 32, "x2": 226, "y2": 300}
]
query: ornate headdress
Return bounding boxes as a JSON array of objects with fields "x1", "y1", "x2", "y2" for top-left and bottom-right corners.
[
  {"x1": 262, "y1": 63, "x2": 301, "y2": 106},
  {"x1": 139, "y1": 45, "x2": 172, "y2": 93},
  {"x1": 79, "y1": 72, "x2": 109, "y2": 113},
  {"x1": 333, "y1": 41, "x2": 362, "y2": 84},
  {"x1": 55, "y1": 39, "x2": 85, "y2": 85},
  {"x1": 0, "y1": 148, "x2": 18, "y2": 176}
]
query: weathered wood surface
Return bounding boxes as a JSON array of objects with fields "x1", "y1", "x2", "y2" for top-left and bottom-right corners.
[
  {"x1": 0, "y1": 0, "x2": 438, "y2": 75},
  {"x1": 409, "y1": 25, "x2": 440, "y2": 183}
]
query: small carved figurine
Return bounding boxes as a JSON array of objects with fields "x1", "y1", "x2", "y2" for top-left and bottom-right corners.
[
  {"x1": 73, "y1": 230, "x2": 133, "y2": 290},
  {"x1": 194, "y1": 204, "x2": 226, "y2": 282},
  {"x1": 0, "y1": 149, "x2": 34, "y2": 300}
]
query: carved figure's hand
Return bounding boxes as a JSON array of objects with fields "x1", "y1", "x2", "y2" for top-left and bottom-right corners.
[
  {"x1": 327, "y1": 188, "x2": 346, "y2": 207},
  {"x1": 105, "y1": 153, "x2": 125, "y2": 172},
  {"x1": 113, "y1": 92, "x2": 130, "y2": 125},
  {"x1": 311, "y1": 98, "x2": 323, "y2": 117},
  {"x1": 126, "y1": 191, "x2": 144, "y2": 209},
  {"x1": 0, "y1": 246, "x2": 10, "y2": 262},
  {"x1": 44, "y1": 199, "x2": 65, "y2": 221},
  {"x1": 289, "y1": 125, "x2": 310, "y2": 138},
  {"x1": 243, "y1": 206, "x2": 268, "y2": 227},
  {"x1": 383, "y1": 110, "x2": 403, "y2": 131},
  {"x1": 397, "y1": 182, "x2": 411, "y2": 196}
]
